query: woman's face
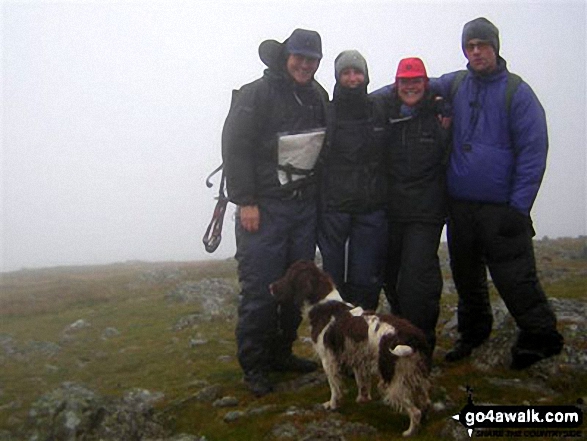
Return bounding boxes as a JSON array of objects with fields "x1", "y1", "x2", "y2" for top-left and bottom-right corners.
[
  {"x1": 397, "y1": 77, "x2": 426, "y2": 107},
  {"x1": 339, "y1": 68, "x2": 365, "y2": 89}
]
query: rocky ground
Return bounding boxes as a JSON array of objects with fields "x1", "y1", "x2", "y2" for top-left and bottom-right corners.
[{"x1": 0, "y1": 238, "x2": 585, "y2": 440}]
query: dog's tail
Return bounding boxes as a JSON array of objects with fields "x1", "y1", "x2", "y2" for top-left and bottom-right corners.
[{"x1": 390, "y1": 345, "x2": 414, "y2": 357}]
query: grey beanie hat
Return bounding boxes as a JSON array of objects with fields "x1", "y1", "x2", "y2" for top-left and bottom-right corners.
[
  {"x1": 334, "y1": 50, "x2": 369, "y2": 83},
  {"x1": 462, "y1": 17, "x2": 500, "y2": 55}
]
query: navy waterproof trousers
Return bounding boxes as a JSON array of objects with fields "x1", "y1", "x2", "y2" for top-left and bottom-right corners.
[
  {"x1": 317, "y1": 209, "x2": 387, "y2": 310},
  {"x1": 235, "y1": 197, "x2": 317, "y2": 375}
]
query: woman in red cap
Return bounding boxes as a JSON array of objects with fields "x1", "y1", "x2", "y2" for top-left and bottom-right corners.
[{"x1": 381, "y1": 57, "x2": 450, "y2": 358}]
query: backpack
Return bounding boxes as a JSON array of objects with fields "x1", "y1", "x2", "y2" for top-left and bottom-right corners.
[{"x1": 203, "y1": 81, "x2": 328, "y2": 253}]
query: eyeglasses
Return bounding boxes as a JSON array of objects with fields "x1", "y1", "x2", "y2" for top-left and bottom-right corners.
[
  {"x1": 398, "y1": 78, "x2": 425, "y2": 86},
  {"x1": 465, "y1": 41, "x2": 492, "y2": 52}
]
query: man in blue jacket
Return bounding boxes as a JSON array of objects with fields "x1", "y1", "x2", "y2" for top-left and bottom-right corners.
[{"x1": 431, "y1": 17, "x2": 563, "y2": 369}]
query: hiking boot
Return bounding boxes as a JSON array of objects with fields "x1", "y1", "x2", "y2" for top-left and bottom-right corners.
[
  {"x1": 445, "y1": 339, "x2": 485, "y2": 362},
  {"x1": 271, "y1": 354, "x2": 318, "y2": 373},
  {"x1": 510, "y1": 339, "x2": 563, "y2": 370},
  {"x1": 244, "y1": 371, "x2": 273, "y2": 397}
]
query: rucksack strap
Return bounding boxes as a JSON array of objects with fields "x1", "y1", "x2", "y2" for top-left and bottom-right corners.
[
  {"x1": 450, "y1": 70, "x2": 523, "y2": 116},
  {"x1": 449, "y1": 70, "x2": 468, "y2": 102},
  {"x1": 504, "y1": 73, "x2": 523, "y2": 116}
]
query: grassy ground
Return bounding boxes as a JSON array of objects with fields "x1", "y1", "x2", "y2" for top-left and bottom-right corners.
[{"x1": 0, "y1": 238, "x2": 585, "y2": 440}]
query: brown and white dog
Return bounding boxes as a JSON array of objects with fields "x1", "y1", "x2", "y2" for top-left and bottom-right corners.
[{"x1": 270, "y1": 260, "x2": 431, "y2": 437}]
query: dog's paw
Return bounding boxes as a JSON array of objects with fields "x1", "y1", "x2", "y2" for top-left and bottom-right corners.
[
  {"x1": 322, "y1": 401, "x2": 338, "y2": 411},
  {"x1": 402, "y1": 426, "x2": 419, "y2": 437},
  {"x1": 356, "y1": 394, "x2": 371, "y2": 404}
]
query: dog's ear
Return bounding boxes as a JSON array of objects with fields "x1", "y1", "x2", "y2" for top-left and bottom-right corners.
[
  {"x1": 292, "y1": 276, "x2": 314, "y2": 307},
  {"x1": 270, "y1": 278, "x2": 291, "y2": 302},
  {"x1": 270, "y1": 260, "x2": 308, "y2": 302},
  {"x1": 315, "y1": 270, "x2": 334, "y2": 301}
]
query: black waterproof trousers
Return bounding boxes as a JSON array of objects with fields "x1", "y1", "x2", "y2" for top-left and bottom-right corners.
[
  {"x1": 447, "y1": 200, "x2": 563, "y2": 353},
  {"x1": 385, "y1": 221, "x2": 444, "y2": 354},
  {"x1": 235, "y1": 197, "x2": 316, "y2": 376}
]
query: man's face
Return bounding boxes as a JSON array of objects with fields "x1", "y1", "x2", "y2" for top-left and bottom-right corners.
[
  {"x1": 465, "y1": 38, "x2": 498, "y2": 75},
  {"x1": 286, "y1": 54, "x2": 320, "y2": 85},
  {"x1": 397, "y1": 77, "x2": 426, "y2": 107}
]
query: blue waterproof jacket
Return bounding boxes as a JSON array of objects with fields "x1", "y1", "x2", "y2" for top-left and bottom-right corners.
[{"x1": 430, "y1": 58, "x2": 548, "y2": 216}]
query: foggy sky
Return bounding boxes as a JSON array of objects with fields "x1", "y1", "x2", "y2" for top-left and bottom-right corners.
[{"x1": 1, "y1": 0, "x2": 586, "y2": 272}]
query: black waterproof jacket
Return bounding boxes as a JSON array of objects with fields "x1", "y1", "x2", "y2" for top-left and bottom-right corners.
[
  {"x1": 382, "y1": 92, "x2": 450, "y2": 223},
  {"x1": 221, "y1": 54, "x2": 328, "y2": 206},
  {"x1": 320, "y1": 86, "x2": 388, "y2": 214}
]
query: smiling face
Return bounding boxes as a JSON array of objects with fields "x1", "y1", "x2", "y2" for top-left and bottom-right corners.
[
  {"x1": 397, "y1": 77, "x2": 426, "y2": 107},
  {"x1": 286, "y1": 54, "x2": 320, "y2": 85},
  {"x1": 465, "y1": 38, "x2": 498, "y2": 75},
  {"x1": 339, "y1": 67, "x2": 365, "y2": 89}
]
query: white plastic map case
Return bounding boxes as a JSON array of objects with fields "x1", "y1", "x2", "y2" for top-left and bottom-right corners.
[{"x1": 277, "y1": 129, "x2": 326, "y2": 185}]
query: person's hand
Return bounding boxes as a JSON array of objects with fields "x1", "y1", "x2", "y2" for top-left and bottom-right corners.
[
  {"x1": 434, "y1": 96, "x2": 452, "y2": 129},
  {"x1": 239, "y1": 205, "x2": 260, "y2": 233},
  {"x1": 499, "y1": 206, "x2": 529, "y2": 237},
  {"x1": 439, "y1": 116, "x2": 452, "y2": 130}
]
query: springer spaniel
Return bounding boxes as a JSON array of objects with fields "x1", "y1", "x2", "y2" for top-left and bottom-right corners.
[{"x1": 271, "y1": 260, "x2": 431, "y2": 437}]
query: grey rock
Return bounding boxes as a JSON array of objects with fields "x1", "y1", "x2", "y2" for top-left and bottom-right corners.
[
  {"x1": 132, "y1": 268, "x2": 186, "y2": 287},
  {"x1": 212, "y1": 396, "x2": 238, "y2": 408},
  {"x1": 165, "y1": 278, "x2": 238, "y2": 319},
  {"x1": 485, "y1": 377, "x2": 557, "y2": 396},
  {"x1": 0, "y1": 334, "x2": 18, "y2": 357},
  {"x1": 440, "y1": 297, "x2": 587, "y2": 373},
  {"x1": 189, "y1": 338, "x2": 208, "y2": 347},
  {"x1": 432, "y1": 401, "x2": 447, "y2": 412},
  {"x1": 25, "y1": 382, "x2": 168, "y2": 441},
  {"x1": 297, "y1": 417, "x2": 378, "y2": 440},
  {"x1": 247, "y1": 404, "x2": 276, "y2": 415},
  {"x1": 273, "y1": 371, "x2": 326, "y2": 393},
  {"x1": 65, "y1": 319, "x2": 91, "y2": 332},
  {"x1": 439, "y1": 418, "x2": 471, "y2": 441},
  {"x1": 145, "y1": 435, "x2": 207, "y2": 441},
  {"x1": 271, "y1": 422, "x2": 299, "y2": 439},
  {"x1": 172, "y1": 314, "x2": 202, "y2": 331},
  {"x1": 102, "y1": 327, "x2": 121, "y2": 339},
  {"x1": 223, "y1": 410, "x2": 245, "y2": 422},
  {"x1": 26, "y1": 340, "x2": 61, "y2": 357},
  {"x1": 194, "y1": 385, "x2": 222, "y2": 402}
]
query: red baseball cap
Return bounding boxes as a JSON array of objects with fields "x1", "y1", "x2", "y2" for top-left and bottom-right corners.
[{"x1": 395, "y1": 57, "x2": 428, "y2": 80}]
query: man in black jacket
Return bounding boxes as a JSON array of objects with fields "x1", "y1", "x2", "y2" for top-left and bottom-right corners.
[{"x1": 221, "y1": 29, "x2": 328, "y2": 396}]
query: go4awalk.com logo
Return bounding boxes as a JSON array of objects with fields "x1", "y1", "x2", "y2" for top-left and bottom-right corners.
[{"x1": 451, "y1": 387, "x2": 584, "y2": 438}]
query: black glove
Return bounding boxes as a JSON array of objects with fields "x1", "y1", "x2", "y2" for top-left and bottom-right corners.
[
  {"x1": 499, "y1": 206, "x2": 529, "y2": 237},
  {"x1": 433, "y1": 95, "x2": 452, "y2": 118}
]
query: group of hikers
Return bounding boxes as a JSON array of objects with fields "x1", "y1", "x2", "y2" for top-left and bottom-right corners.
[{"x1": 220, "y1": 16, "x2": 564, "y2": 397}]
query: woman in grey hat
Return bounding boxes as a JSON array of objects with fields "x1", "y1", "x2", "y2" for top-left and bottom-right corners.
[{"x1": 317, "y1": 50, "x2": 388, "y2": 311}]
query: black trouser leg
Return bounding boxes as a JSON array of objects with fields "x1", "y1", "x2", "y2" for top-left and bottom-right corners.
[
  {"x1": 447, "y1": 203, "x2": 493, "y2": 344},
  {"x1": 387, "y1": 222, "x2": 444, "y2": 354},
  {"x1": 478, "y1": 205, "x2": 563, "y2": 355}
]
